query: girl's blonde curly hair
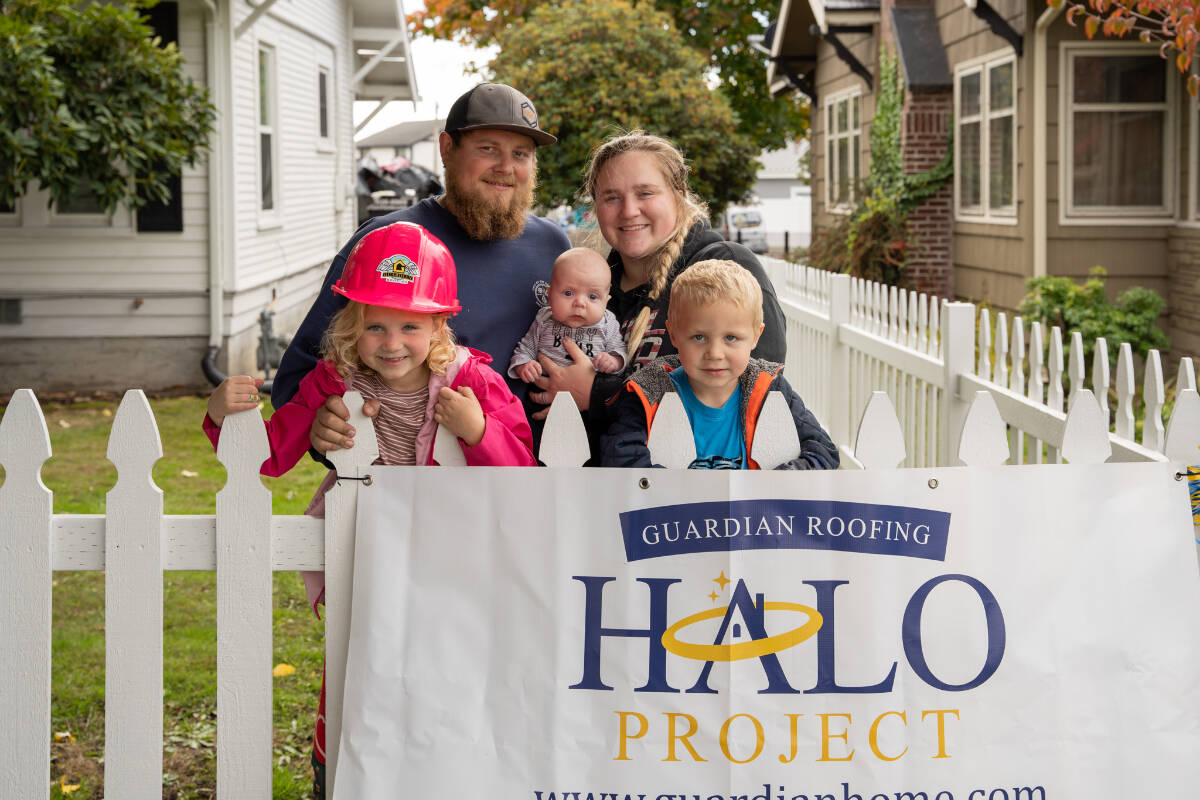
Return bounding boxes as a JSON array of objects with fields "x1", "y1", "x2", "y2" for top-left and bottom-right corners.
[
  {"x1": 585, "y1": 130, "x2": 709, "y2": 357},
  {"x1": 320, "y1": 301, "x2": 457, "y2": 379}
]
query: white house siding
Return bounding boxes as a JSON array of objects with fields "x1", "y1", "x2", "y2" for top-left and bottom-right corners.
[
  {"x1": 224, "y1": 1, "x2": 355, "y2": 378},
  {"x1": 0, "y1": 2, "x2": 212, "y2": 394}
]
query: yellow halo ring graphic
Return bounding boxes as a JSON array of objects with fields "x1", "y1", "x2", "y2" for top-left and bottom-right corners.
[{"x1": 661, "y1": 602, "x2": 823, "y2": 662}]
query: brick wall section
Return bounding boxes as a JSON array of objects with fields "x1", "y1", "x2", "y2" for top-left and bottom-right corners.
[
  {"x1": 1167, "y1": 227, "x2": 1200, "y2": 365},
  {"x1": 901, "y1": 92, "x2": 954, "y2": 299}
]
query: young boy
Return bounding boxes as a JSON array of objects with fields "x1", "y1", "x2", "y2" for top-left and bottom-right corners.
[
  {"x1": 509, "y1": 247, "x2": 627, "y2": 382},
  {"x1": 600, "y1": 259, "x2": 838, "y2": 470}
]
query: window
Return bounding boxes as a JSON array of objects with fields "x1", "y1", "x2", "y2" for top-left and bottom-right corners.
[
  {"x1": 258, "y1": 44, "x2": 279, "y2": 218},
  {"x1": 825, "y1": 90, "x2": 861, "y2": 210},
  {"x1": 1192, "y1": 91, "x2": 1199, "y2": 221},
  {"x1": 318, "y1": 67, "x2": 331, "y2": 146},
  {"x1": 955, "y1": 53, "x2": 1016, "y2": 221},
  {"x1": 1062, "y1": 44, "x2": 1173, "y2": 219}
]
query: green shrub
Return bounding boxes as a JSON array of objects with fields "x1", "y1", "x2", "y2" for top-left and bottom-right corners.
[{"x1": 1017, "y1": 266, "x2": 1169, "y2": 366}]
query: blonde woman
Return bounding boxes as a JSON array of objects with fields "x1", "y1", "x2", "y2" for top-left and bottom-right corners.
[{"x1": 530, "y1": 131, "x2": 786, "y2": 438}]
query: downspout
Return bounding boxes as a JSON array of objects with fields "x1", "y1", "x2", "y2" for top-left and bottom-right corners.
[
  {"x1": 1033, "y1": 3, "x2": 1064, "y2": 279},
  {"x1": 202, "y1": 0, "x2": 236, "y2": 385}
]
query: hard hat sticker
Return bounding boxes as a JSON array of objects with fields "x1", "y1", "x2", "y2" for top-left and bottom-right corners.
[{"x1": 377, "y1": 254, "x2": 420, "y2": 284}]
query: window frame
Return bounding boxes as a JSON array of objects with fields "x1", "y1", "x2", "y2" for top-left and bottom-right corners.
[
  {"x1": 0, "y1": 182, "x2": 133, "y2": 235},
  {"x1": 317, "y1": 64, "x2": 333, "y2": 152},
  {"x1": 257, "y1": 41, "x2": 281, "y2": 228},
  {"x1": 1059, "y1": 41, "x2": 1176, "y2": 225},
  {"x1": 823, "y1": 87, "x2": 863, "y2": 214},
  {"x1": 1190, "y1": 88, "x2": 1199, "y2": 223},
  {"x1": 954, "y1": 49, "x2": 1018, "y2": 225}
]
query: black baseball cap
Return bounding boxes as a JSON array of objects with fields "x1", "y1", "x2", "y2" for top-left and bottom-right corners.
[{"x1": 444, "y1": 83, "x2": 557, "y2": 146}]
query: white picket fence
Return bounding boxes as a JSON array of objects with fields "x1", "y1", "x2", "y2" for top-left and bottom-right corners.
[
  {"x1": 762, "y1": 257, "x2": 1200, "y2": 469},
  {"x1": 4, "y1": 264, "x2": 1200, "y2": 798}
]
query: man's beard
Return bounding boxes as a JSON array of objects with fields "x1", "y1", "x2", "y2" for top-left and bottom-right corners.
[{"x1": 443, "y1": 159, "x2": 536, "y2": 241}]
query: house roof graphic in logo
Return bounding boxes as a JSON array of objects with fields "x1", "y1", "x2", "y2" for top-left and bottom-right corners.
[{"x1": 377, "y1": 254, "x2": 420, "y2": 284}]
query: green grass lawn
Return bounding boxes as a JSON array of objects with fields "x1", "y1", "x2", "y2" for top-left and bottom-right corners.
[{"x1": 2, "y1": 393, "x2": 329, "y2": 799}]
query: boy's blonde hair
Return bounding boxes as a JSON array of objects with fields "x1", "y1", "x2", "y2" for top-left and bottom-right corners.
[
  {"x1": 320, "y1": 301, "x2": 457, "y2": 378},
  {"x1": 668, "y1": 259, "x2": 763, "y2": 329}
]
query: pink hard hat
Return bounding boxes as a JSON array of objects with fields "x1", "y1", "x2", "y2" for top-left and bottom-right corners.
[{"x1": 332, "y1": 222, "x2": 461, "y2": 314}]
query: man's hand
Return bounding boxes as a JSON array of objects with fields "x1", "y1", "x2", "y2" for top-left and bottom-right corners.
[
  {"x1": 434, "y1": 386, "x2": 486, "y2": 447},
  {"x1": 592, "y1": 352, "x2": 622, "y2": 374},
  {"x1": 530, "y1": 337, "x2": 596, "y2": 420},
  {"x1": 310, "y1": 394, "x2": 381, "y2": 454},
  {"x1": 515, "y1": 360, "x2": 543, "y2": 384}
]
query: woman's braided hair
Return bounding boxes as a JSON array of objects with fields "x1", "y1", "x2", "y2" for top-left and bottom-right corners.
[{"x1": 585, "y1": 131, "x2": 709, "y2": 358}]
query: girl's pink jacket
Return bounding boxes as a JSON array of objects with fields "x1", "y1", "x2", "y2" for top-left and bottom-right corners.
[{"x1": 203, "y1": 345, "x2": 538, "y2": 475}]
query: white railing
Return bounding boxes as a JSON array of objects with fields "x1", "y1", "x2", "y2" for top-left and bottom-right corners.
[
  {"x1": 763, "y1": 257, "x2": 1200, "y2": 469},
  {"x1": 5, "y1": 263, "x2": 1200, "y2": 797}
]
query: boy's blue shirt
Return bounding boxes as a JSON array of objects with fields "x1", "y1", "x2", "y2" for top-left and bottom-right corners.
[
  {"x1": 600, "y1": 355, "x2": 840, "y2": 471},
  {"x1": 669, "y1": 369, "x2": 746, "y2": 469}
]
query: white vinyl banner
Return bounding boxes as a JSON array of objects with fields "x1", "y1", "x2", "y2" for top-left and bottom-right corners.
[{"x1": 334, "y1": 463, "x2": 1200, "y2": 800}]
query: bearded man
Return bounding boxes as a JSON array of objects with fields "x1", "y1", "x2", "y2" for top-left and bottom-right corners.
[{"x1": 271, "y1": 84, "x2": 571, "y2": 444}]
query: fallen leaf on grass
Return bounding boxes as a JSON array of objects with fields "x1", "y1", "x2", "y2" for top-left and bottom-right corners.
[
  {"x1": 57, "y1": 419, "x2": 71, "y2": 429},
  {"x1": 102, "y1": 408, "x2": 112, "y2": 417},
  {"x1": 54, "y1": 731, "x2": 74, "y2": 742},
  {"x1": 273, "y1": 663, "x2": 296, "y2": 677},
  {"x1": 59, "y1": 776, "x2": 81, "y2": 794},
  {"x1": 180, "y1": 470, "x2": 199, "y2": 478}
]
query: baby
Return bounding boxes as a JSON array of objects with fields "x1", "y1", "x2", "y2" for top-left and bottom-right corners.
[{"x1": 509, "y1": 247, "x2": 627, "y2": 382}]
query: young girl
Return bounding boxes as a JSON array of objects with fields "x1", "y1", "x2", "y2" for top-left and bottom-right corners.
[{"x1": 202, "y1": 220, "x2": 537, "y2": 797}]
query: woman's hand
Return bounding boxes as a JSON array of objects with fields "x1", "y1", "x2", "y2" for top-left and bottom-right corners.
[{"x1": 529, "y1": 337, "x2": 596, "y2": 420}]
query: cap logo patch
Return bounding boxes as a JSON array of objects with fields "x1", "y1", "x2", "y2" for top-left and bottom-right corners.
[
  {"x1": 520, "y1": 102, "x2": 538, "y2": 128},
  {"x1": 377, "y1": 253, "x2": 420, "y2": 284}
]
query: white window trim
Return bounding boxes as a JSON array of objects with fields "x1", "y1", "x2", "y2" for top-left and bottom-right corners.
[
  {"x1": 257, "y1": 41, "x2": 282, "y2": 229},
  {"x1": 1058, "y1": 41, "x2": 1176, "y2": 226},
  {"x1": 1190, "y1": 89, "x2": 1199, "y2": 224},
  {"x1": 0, "y1": 182, "x2": 133, "y2": 236},
  {"x1": 316, "y1": 63, "x2": 334, "y2": 153},
  {"x1": 824, "y1": 87, "x2": 862, "y2": 214},
  {"x1": 954, "y1": 49, "x2": 1018, "y2": 226}
]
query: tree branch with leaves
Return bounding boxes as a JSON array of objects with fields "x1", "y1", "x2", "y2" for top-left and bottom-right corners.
[
  {"x1": 1049, "y1": 0, "x2": 1200, "y2": 96},
  {"x1": 0, "y1": 0, "x2": 215, "y2": 213},
  {"x1": 411, "y1": 0, "x2": 808, "y2": 154}
]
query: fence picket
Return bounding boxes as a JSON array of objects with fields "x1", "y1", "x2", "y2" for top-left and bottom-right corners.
[
  {"x1": 1180, "y1": 357, "x2": 1196, "y2": 392},
  {"x1": 750, "y1": 393, "x2": 802, "y2": 469},
  {"x1": 1114, "y1": 343, "x2": 1136, "y2": 440},
  {"x1": 926, "y1": 299, "x2": 936, "y2": 359},
  {"x1": 1068, "y1": 332, "x2": 1085, "y2": 410},
  {"x1": 1047, "y1": 328, "x2": 1065, "y2": 463},
  {"x1": 854, "y1": 391, "x2": 907, "y2": 468},
  {"x1": 1061, "y1": 389, "x2": 1112, "y2": 464},
  {"x1": 0, "y1": 389, "x2": 52, "y2": 800},
  {"x1": 1143, "y1": 351, "x2": 1165, "y2": 453},
  {"x1": 215, "y1": 403, "x2": 273, "y2": 798},
  {"x1": 1164, "y1": 384, "x2": 1200, "y2": 462},
  {"x1": 978, "y1": 308, "x2": 992, "y2": 378},
  {"x1": 646, "y1": 393, "x2": 696, "y2": 468},
  {"x1": 433, "y1": 424, "x2": 467, "y2": 466},
  {"x1": 323, "y1": 393, "x2": 378, "y2": 791},
  {"x1": 104, "y1": 391, "x2": 165, "y2": 798},
  {"x1": 539, "y1": 392, "x2": 590, "y2": 466},
  {"x1": 959, "y1": 391, "x2": 1010, "y2": 466},
  {"x1": 1010, "y1": 317, "x2": 1026, "y2": 465},
  {"x1": 1028, "y1": 322, "x2": 1045, "y2": 465},
  {"x1": 994, "y1": 312, "x2": 1009, "y2": 388},
  {"x1": 1093, "y1": 338, "x2": 1111, "y2": 422}
]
